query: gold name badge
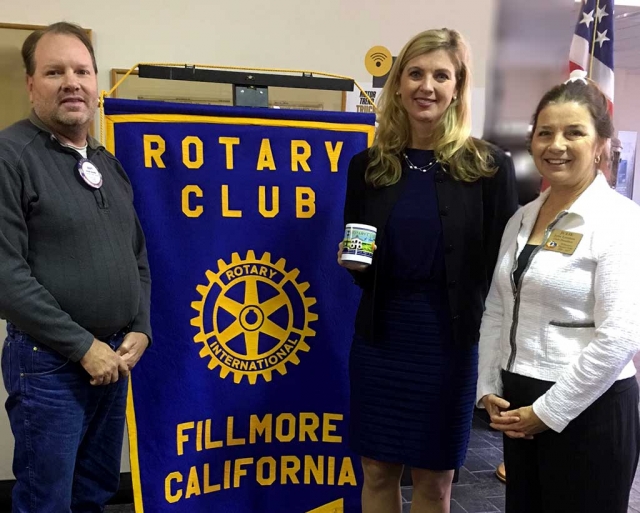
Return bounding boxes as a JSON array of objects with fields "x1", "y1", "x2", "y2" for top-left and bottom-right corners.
[{"x1": 543, "y1": 230, "x2": 583, "y2": 255}]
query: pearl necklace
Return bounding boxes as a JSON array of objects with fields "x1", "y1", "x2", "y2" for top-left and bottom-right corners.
[{"x1": 403, "y1": 152, "x2": 439, "y2": 173}]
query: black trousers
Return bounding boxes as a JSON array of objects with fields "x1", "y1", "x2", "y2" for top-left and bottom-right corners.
[{"x1": 502, "y1": 370, "x2": 640, "y2": 513}]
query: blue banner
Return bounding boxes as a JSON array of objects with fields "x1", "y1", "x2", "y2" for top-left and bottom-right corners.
[{"x1": 104, "y1": 98, "x2": 375, "y2": 512}]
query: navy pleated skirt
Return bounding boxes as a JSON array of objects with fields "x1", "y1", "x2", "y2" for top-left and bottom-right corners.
[{"x1": 349, "y1": 287, "x2": 478, "y2": 470}]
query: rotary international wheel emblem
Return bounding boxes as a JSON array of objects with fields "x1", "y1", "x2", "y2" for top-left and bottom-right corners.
[{"x1": 190, "y1": 251, "x2": 318, "y2": 384}]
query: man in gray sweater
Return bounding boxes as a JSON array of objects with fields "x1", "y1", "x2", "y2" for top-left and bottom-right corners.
[{"x1": 0, "y1": 22, "x2": 151, "y2": 512}]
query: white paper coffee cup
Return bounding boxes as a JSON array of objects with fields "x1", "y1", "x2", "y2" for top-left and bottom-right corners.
[{"x1": 341, "y1": 223, "x2": 377, "y2": 265}]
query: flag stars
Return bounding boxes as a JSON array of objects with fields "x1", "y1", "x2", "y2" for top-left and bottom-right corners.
[
  {"x1": 596, "y1": 4, "x2": 609, "y2": 22},
  {"x1": 595, "y1": 29, "x2": 610, "y2": 48},
  {"x1": 580, "y1": 9, "x2": 595, "y2": 28}
]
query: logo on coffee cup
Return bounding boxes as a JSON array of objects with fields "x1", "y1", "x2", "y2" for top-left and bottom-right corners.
[{"x1": 342, "y1": 224, "x2": 377, "y2": 265}]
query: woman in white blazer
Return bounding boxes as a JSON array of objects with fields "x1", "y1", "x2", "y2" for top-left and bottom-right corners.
[{"x1": 476, "y1": 71, "x2": 640, "y2": 513}]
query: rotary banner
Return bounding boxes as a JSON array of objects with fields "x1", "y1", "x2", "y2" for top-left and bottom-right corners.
[{"x1": 103, "y1": 98, "x2": 375, "y2": 512}]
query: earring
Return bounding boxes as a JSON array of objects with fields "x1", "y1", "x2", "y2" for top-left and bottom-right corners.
[
  {"x1": 595, "y1": 156, "x2": 601, "y2": 164},
  {"x1": 395, "y1": 91, "x2": 400, "y2": 96}
]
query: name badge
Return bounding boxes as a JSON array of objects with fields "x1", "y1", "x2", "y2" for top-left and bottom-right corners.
[
  {"x1": 77, "y1": 158, "x2": 103, "y2": 189},
  {"x1": 543, "y1": 229, "x2": 583, "y2": 255}
]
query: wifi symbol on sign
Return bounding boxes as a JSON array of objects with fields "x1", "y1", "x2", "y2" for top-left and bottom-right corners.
[
  {"x1": 371, "y1": 53, "x2": 387, "y2": 68},
  {"x1": 365, "y1": 46, "x2": 392, "y2": 77}
]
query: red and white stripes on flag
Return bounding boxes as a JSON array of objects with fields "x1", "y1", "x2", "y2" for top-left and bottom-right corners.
[{"x1": 569, "y1": 0, "x2": 614, "y2": 110}]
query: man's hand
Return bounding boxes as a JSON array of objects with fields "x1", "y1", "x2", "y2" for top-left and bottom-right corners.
[
  {"x1": 80, "y1": 339, "x2": 129, "y2": 386},
  {"x1": 116, "y1": 331, "x2": 149, "y2": 371}
]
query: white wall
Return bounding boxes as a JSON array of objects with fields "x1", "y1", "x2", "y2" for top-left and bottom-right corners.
[
  {"x1": 1, "y1": 0, "x2": 496, "y2": 93},
  {"x1": 0, "y1": 0, "x2": 498, "y2": 482},
  {"x1": 614, "y1": 70, "x2": 640, "y2": 204}
]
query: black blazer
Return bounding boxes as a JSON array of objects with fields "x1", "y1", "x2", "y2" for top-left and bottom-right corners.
[{"x1": 343, "y1": 145, "x2": 519, "y2": 349}]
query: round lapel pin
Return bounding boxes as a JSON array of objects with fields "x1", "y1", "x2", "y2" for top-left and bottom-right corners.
[{"x1": 77, "y1": 158, "x2": 103, "y2": 189}]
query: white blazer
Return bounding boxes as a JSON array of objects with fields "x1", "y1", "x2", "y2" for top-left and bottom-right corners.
[{"x1": 477, "y1": 173, "x2": 640, "y2": 433}]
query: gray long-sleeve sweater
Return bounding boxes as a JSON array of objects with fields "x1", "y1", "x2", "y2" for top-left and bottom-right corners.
[{"x1": 0, "y1": 113, "x2": 151, "y2": 361}]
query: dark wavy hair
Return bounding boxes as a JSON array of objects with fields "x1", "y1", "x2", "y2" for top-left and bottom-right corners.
[{"x1": 528, "y1": 78, "x2": 613, "y2": 151}]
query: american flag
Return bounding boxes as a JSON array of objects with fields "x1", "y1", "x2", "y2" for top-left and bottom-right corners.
[{"x1": 569, "y1": 0, "x2": 614, "y2": 110}]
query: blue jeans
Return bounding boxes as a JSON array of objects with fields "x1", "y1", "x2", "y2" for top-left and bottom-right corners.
[{"x1": 1, "y1": 323, "x2": 129, "y2": 513}]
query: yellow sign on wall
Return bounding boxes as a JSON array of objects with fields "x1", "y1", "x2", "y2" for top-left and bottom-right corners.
[{"x1": 364, "y1": 46, "x2": 393, "y2": 77}]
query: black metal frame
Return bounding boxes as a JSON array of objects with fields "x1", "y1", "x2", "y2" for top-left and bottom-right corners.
[{"x1": 138, "y1": 65, "x2": 353, "y2": 107}]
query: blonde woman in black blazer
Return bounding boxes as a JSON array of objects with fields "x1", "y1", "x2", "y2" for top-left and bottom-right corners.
[{"x1": 337, "y1": 28, "x2": 518, "y2": 513}]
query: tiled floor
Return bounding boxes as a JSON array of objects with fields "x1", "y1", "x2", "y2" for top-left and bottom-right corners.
[
  {"x1": 105, "y1": 408, "x2": 640, "y2": 512},
  {"x1": 400, "y1": 411, "x2": 507, "y2": 513},
  {"x1": 401, "y1": 408, "x2": 640, "y2": 513}
]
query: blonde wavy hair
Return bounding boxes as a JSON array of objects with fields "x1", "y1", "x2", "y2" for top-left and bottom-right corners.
[{"x1": 366, "y1": 28, "x2": 497, "y2": 187}]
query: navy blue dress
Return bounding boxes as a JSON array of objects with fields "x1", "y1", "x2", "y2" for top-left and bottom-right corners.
[{"x1": 349, "y1": 149, "x2": 478, "y2": 470}]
